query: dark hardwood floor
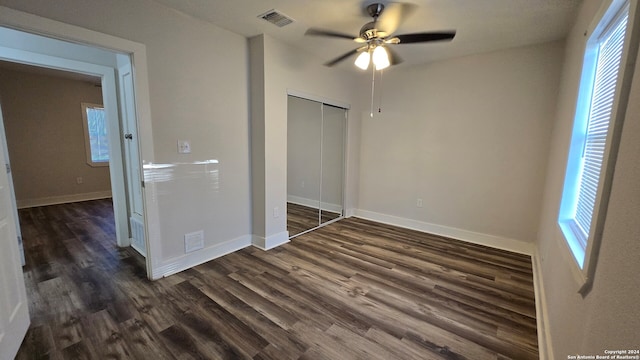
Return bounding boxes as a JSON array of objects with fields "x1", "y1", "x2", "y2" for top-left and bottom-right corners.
[{"x1": 17, "y1": 200, "x2": 538, "y2": 359}]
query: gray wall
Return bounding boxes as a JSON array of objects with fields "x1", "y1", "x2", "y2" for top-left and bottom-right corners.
[
  {"x1": 357, "y1": 41, "x2": 565, "y2": 247},
  {"x1": 0, "y1": 67, "x2": 110, "y2": 207}
]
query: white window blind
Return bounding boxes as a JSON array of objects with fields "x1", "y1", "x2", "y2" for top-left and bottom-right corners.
[
  {"x1": 86, "y1": 106, "x2": 109, "y2": 162},
  {"x1": 572, "y1": 8, "x2": 628, "y2": 249},
  {"x1": 81, "y1": 103, "x2": 109, "y2": 167}
]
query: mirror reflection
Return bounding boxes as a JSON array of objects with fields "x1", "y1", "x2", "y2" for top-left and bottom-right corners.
[
  {"x1": 287, "y1": 96, "x2": 346, "y2": 237},
  {"x1": 320, "y1": 104, "x2": 345, "y2": 224}
]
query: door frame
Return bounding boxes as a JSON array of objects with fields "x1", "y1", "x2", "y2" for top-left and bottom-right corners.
[
  {"x1": 0, "y1": 47, "x2": 129, "y2": 242},
  {"x1": 0, "y1": 6, "x2": 158, "y2": 279}
]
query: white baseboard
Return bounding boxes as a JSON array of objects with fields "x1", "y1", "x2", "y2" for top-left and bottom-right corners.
[
  {"x1": 345, "y1": 208, "x2": 356, "y2": 218},
  {"x1": 17, "y1": 190, "x2": 113, "y2": 209},
  {"x1": 287, "y1": 195, "x2": 342, "y2": 213},
  {"x1": 532, "y1": 249, "x2": 552, "y2": 360},
  {"x1": 354, "y1": 209, "x2": 535, "y2": 255},
  {"x1": 151, "y1": 235, "x2": 252, "y2": 279},
  {"x1": 252, "y1": 231, "x2": 290, "y2": 250}
]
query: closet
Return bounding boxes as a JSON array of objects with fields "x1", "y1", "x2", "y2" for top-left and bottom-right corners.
[{"x1": 287, "y1": 95, "x2": 347, "y2": 237}]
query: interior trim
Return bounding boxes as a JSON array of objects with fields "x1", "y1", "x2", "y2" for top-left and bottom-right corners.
[
  {"x1": 354, "y1": 208, "x2": 535, "y2": 255},
  {"x1": 532, "y1": 249, "x2": 553, "y2": 360},
  {"x1": 287, "y1": 89, "x2": 351, "y2": 110},
  {"x1": 16, "y1": 190, "x2": 112, "y2": 209},
  {"x1": 152, "y1": 235, "x2": 252, "y2": 279},
  {"x1": 252, "y1": 231, "x2": 290, "y2": 250}
]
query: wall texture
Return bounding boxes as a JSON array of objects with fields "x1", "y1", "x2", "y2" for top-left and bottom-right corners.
[
  {"x1": 357, "y1": 41, "x2": 565, "y2": 250},
  {"x1": 0, "y1": 67, "x2": 110, "y2": 207},
  {"x1": 537, "y1": 0, "x2": 640, "y2": 356}
]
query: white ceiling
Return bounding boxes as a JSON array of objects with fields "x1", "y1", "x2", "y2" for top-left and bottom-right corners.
[{"x1": 152, "y1": 0, "x2": 582, "y2": 69}]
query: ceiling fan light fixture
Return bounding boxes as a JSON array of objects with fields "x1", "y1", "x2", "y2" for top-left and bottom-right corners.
[
  {"x1": 308, "y1": 2, "x2": 455, "y2": 70},
  {"x1": 355, "y1": 51, "x2": 371, "y2": 70},
  {"x1": 372, "y1": 46, "x2": 390, "y2": 70}
]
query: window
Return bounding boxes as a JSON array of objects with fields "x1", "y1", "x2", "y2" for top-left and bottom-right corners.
[
  {"x1": 558, "y1": 0, "x2": 630, "y2": 290},
  {"x1": 81, "y1": 102, "x2": 109, "y2": 167}
]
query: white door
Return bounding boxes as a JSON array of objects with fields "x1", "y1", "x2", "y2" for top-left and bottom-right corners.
[
  {"x1": 0, "y1": 104, "x2": 24, "y2": 265},
  {"x1": 118, "y1": 62, "x2": 146, "y2": 256},
  {"x1": 0, "y1": 106, "x2": 30, "y2": 359}
]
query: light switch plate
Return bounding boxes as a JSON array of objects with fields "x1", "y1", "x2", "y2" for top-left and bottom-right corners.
[{"x1": 177, "y1": 140, "x2": 191, "y2": 154}]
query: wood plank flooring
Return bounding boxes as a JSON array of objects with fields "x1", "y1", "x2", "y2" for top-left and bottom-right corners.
[{"x1": 16, "y1": 200, "x2": 538, "y2": 359}]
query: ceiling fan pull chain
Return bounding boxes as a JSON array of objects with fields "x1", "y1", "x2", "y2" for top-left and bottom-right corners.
[
  {"x1": 370, "y1": 65, "x2": 376, "y2": 118},
  {"x1": 378, "y1": 69, "x2": 384, "y2": 114}
]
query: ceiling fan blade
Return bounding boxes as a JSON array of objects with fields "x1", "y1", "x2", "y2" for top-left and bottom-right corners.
[
  {"x1": 324, "y1": 48, "x2": 361, "y2": 67},
  {"x1": 305, "y1": 28, "x2": 357, "y2": 40},
  {"x1": 385, "y1": 46, "x2": 403, "y2": 66},
  {"x1": 377, "y1": 3, "x2": 417, "y2": 36},
  {"x1": 393, "y1": 31, "x2": 456, "y2": 44}
]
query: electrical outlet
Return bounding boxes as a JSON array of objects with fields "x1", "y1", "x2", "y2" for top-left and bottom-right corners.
[
  {"x1": 177, "y1": 140, "x2": 191, "y2": 154},
  {"x1": 184, "y1": 230, "x2": 204, "y2": 253},
  {"x1": 273, "y1": 207, "x2": 280, "y2": 218},
  {"x1": 76, "y1": 177, "x2": 83, "y2": 184},
  {"x1": 416, "y1": 198, "x2": 423, "y2": 208}
]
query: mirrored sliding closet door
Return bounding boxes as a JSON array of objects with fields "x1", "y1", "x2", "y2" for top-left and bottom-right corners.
[{"x1": 287, "y1": 95, "x2": 346, "y2": 238}]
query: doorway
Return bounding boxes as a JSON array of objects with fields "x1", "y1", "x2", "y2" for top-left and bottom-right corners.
[
  {"x1": 0, "y1": 26, "x2": 149, "y2": 275},
  {"x1": 0, "y1": 10, "x2": 155, "y2": 356},
  {"x1": 0, "y1": 61, "x2": 116, "y2": 260}
]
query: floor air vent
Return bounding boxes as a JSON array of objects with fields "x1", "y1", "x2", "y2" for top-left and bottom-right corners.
[{"x1": 258, "y1": 9, "x2": 294, "y2": 27}]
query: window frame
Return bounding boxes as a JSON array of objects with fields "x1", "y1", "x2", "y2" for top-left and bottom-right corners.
[
  {"x1": 557, "y1": 0, "x2": 638, "y2": 295},
  {"x1": 80, "y1": 102, "x2": 109, "y2": 167}
]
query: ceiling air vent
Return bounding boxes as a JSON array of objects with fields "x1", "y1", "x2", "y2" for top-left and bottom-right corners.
[{"x1": 258, "y1": 9, "x2": 294, "y2": 28}]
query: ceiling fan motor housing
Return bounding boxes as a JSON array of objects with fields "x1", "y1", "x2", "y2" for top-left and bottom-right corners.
[
  {"x1": 360, "y1": 21, "x2": 387, "y2": 40},
  {"x1": 361, "y1": 4, "x2": 388, "y2": 40}
]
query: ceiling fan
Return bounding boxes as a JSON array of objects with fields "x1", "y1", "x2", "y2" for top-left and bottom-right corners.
[{"x1": 305, "y1": 2, "x2": 456, "y2": 70}]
